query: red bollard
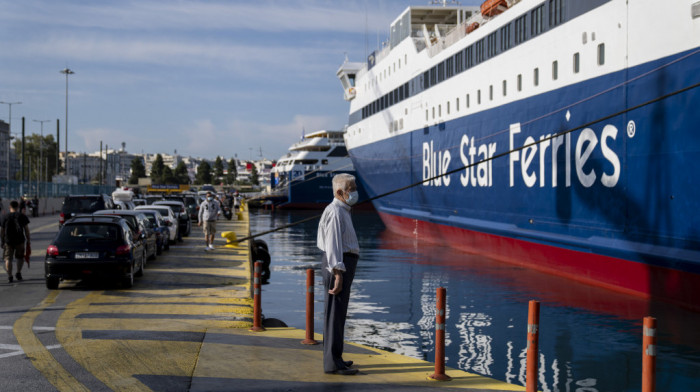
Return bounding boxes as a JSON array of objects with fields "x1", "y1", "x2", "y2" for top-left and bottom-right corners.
[
  {"x1": 301, "y1": 269, "x2": 319, "y2": 345},
  {"x1": 429, "y1": 287, "x2": 452, "y2": 381},
  {"x1": 642, "y1": 316, "x2": 657, "y2": 392},
  {"x1": 250, "y1": 261, "x2": 265, "y2": 332},
  {"x1": 526, "y1": 300, "x2": 540, "y2": 392}
]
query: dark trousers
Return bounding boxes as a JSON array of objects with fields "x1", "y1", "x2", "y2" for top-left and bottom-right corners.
[{"x1": 322, "y1": 252, "x2": 359, "y2": 372}]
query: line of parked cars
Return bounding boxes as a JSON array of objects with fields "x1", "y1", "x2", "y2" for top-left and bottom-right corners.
[{"x1": 46, "y1": 192, "x2": 196, "y2": 289}]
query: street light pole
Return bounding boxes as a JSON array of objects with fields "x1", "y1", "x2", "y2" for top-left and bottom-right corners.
[
  {"x1": 0, "y1": 101, "x2": 22, "y2": 181},
  {"x1": 60, "y1": 68, "x2": 75, "y2": 175},
  {"x1": 33, "y1": 119, "x2": 50, "y2": 195}
]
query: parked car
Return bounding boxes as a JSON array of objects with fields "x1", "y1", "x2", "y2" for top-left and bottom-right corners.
[
  {"x1": 134, "y1": 209, "x2": 170, "y2": 254},
  {"x1": 93, "y1": 210, "x2": 158, "y2": 261},
  {"x1": 135, "y1": 205, "x2": 178, "y2": 244},
  {"x1": 59, "y1": 194, "x2": 114, "y2": 227},
  {"x1": 165, "y1": 194, "x2": 199, "y2": 222},
  {"x1": 45, "y1": 215, "x2": 145, "y2": 289},
  {"x1": 133, "y1": 198, "x2": 147, "y2": 206},
  {"x1": 153, "y1": 200, "x2": 191, "y2": 237},
  {"x1": 114, "y1": 200, "x2": 136, "y2": 210}
]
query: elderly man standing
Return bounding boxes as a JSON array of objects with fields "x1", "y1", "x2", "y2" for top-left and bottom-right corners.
[
  {"x1": 317, "y1": 173, "x2": 360, "y2": 375},
  {"x1": 198, "y1": 191, "x2": 220, "y2": 251}
]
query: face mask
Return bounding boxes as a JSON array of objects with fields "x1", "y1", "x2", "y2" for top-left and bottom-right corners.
[
  {"x1": 207, "y1": 197, "x2": 213, "y2": 201},
  {"x1": 345, "y1": 191, "x2": 359, "y2": 206}
]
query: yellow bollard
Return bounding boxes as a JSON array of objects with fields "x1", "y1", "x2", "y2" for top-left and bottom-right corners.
[{"x1": 221, "y1": 231, "x2": 238, "y2": 248}]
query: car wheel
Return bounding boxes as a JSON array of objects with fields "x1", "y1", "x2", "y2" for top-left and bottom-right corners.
[
  {"x1": 185, "y1": 220, "x2": 191, "y2": 236},
  {"x1": 123, "y1": 262, "x2": 134, "y2": 288},
  {"x1": 148, "y1": 244, "x2": 157, "y2": 261},
  {"x1": 156, "y1": 240, "x2": 163, "y2": 255},
  {"x1": 46, "y1": 277, "x2": 59, "y2": 290}
]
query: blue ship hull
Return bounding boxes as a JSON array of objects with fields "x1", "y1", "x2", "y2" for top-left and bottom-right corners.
[
  {"x1": 348, "y1": 48, "x2": 700, "y2": 307},
  {"x1": 274, "y1": 170, "x2": 371, "y2": 209}
]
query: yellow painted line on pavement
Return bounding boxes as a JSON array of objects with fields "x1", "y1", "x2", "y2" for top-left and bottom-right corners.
[
  {"x1": 14, "y1": 291, "x2": 90, "y2": 392},
  {"x1": 32, "y1": 220, "x2": 59, "y2": 233}
]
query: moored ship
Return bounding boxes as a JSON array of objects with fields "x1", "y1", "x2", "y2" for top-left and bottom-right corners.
[
  {"x1": 337, "y1": 0, "x2": 700, "y2": 308},
  {"x1": 268, "y1": 129, "x2": 369, "y2": 209}
]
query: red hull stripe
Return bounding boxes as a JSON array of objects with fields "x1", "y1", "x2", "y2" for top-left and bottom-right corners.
[{"x1": 379, "y1": 212, "x2": 700, "y2": 311}]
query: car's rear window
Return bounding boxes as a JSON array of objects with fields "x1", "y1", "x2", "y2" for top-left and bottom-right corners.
[
  {"x1": 58, "y1": 223, "x2": 121, "y2": 245},
  {"x1": 63, "y1": 197, "x2": 105, "y2": 213}
]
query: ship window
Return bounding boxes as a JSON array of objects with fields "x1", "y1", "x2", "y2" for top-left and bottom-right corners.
[
  {"x1": 438, "y1": 61, "x2": 445, "y2": 83},
  {"x1": 500, "y1": 24, "x2": 511, "y2": 52},
  {"x1": 439, "y1": 104, "x2": 442, "y2": 117},
  {"x1": 503, "y1": 80, "x2": 507, "y2": 96},
  {"x1": 446, "y1": 57, "x2": 454, "y2": 79},
  {"x1": 489, "y1": 85, "x2": 493, "y2": 101},
  {"x1": 466, "y1": 94, "x2": 470, "y2": 108},
  {"x1": 456, "y1": 97, "x2": 460, "y2": 111},
  {"x1": 432, "y1": 107, "x2": 435, "y2": 119},
  {"x1": 447, "y1": 101, "x2": 450, "y2": 115},
  {"x1": 430, "y1": 66, "x2": 437, "y2": 86},
  {"x1": 294, "y1": 159, "x2": 318, "y2": 165},
  {"x1": 598, "y1": 43, "x2": 605, "y2": 65},
  {"x1": 531, "y1": 5, "x2": 544, "y2": 37},
  {"x1": 423, "y1": 71, "x2": 429, "y2": 89},
  {"x1": 477, "y1": 90, "x2": 482, "y2": 104},
  {"x1": 327, "y1": 147, "x2": 348, "y2": 157},
  {"x1": 573, "y1": 52, "x2": 580, "y2": 73},
  {"x1": 534, "y1": 67, "x2": 539, "y2": 86},
  {"x1": 515, "y1": 15, "x2": 527, "y2": 44},
  {"x1": 404, "y1": 83, "x2": 409, "y2": 99},
  {"x1": 487, "y1": 32, "x2": 498, "y2": 58},
  {"x1": 455, "y1": 51, "x2": 463, "y2": 73},
  {"x1": 399, "y1": 87, "x2": 404, "y2": 101},
  {"x1": 426, "y1": 109, "x2": 429, "y2": 121},
  {"x1": 552, "y1": 60, "x2": 558, "y2": 80},
  {"x1": 517, "y1": 74, "x2": 522, "y2": 91},
  {"x1": 549, "y1": 0, "x2": 564, "y2": 27},
  {"x1": 466, "y1": 46, "x2": 474, "y2": 68},
  {"x1": 405, "y1": 54, "x2": 407, "y2": 66},
  {"x1": 322, "y1": 160, "x2": 328, "y2": 165},
  {"x1": 475, "y1": 39, "x2": 485, "y2": 64}
]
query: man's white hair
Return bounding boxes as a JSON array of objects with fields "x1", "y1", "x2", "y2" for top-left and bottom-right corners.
[{"x1": 332, "y1": 173, "x2": 356, "y2": 194}]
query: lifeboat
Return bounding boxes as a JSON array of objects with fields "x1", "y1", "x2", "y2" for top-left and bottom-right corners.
[
  {"x1": 466, "y1": 22, "x2": 480, "y2": 34},
  {"x1": 481, "y1": 0, "x2": 508, "y2": 17}
]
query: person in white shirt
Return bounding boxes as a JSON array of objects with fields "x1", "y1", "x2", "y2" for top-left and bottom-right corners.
[
  {"x1": 197, "y1": 191, "x2": 220, "y2": 251},
  {"x1": 317, "y1": 173, "x2": 360, "y2": 375}
]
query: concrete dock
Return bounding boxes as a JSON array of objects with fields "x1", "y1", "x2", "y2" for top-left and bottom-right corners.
[{"x1": 16, "y1": 208, "x2": 525, "y2": 391}]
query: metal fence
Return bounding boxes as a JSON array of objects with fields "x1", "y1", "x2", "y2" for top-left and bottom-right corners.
[{"x1": 0, "y1": 179, "x2": 114, "y2": 199}]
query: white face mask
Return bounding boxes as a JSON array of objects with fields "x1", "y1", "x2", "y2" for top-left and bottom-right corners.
[{"x1": 345, "y1": 191, "x2": 359, "y2": 206}]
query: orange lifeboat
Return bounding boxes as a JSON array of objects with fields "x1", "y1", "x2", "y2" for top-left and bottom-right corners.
[
  {"x1": 481, "y1": 0, "x2": 508, "y2": 17},
  {"x1": 466, "y1": 22, "x2": 480, "y2": 34}
]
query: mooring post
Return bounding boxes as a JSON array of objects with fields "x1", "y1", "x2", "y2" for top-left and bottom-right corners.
[
  {"x1": 301, "y1": 268, "x2": 319, "y2": 345},
  {"x1": 526, "y1": 300, "x2": 540, "y2": 392},
  {"x1": 250, "y1": 261, "x2": 265, "y2": 332},
  {"x1": 429, "y1": 287, "x2": 451, "y2": 381},
  {"x1": 642, "y1": 316, "x2": 657, "y2": 392}
]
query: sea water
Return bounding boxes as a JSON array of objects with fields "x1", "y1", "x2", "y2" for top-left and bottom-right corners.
[{"x1": 249, "y1": 209, "x2": 700, "y2": 391}]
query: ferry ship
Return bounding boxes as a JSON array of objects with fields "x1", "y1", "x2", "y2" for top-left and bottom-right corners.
[
  {"x1": 268, "y1": 130, "x2": 369, "y2": 209},
  {"x1": 337, "y1": 0, "x2": 700, "y2": 308}
]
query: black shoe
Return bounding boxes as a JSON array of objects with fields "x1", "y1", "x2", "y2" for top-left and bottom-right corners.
[
  {"x1": 8, "y1": 276, "x2": 13, "y2": 283},
  {"x1": 15, "y1": 273, "x2": 22, "y2": 281},
  {"x1": 326, "y1": 368, "x2": 358, "y2": 375},
  {"x1": 344, "y1": 361, "x2": 354, "y2": 367}
]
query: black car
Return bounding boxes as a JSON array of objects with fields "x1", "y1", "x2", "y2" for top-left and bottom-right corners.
[
  {"x1": 60, "y1": 194, "x2": 114, "y2": 227},
  {"x1": 153, "y1": 200, "x2": 191, "y2": 237},
  {"x1": 165, "y1": 194, "x2": 199, "y2": 222},
  {"x1": 93, "y1": 210, "x2": 158, "y2": 261},
  {"x1": 135, "y1": 209, "x2": 170, "y2": 254},
  {"x1": 45, "y1": 215, "x2": 145, "y2": 289}
]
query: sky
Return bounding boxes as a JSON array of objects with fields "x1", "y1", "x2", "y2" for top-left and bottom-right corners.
[{"x1": 0, "y1": 0, "x2": 480, "y2": 162}]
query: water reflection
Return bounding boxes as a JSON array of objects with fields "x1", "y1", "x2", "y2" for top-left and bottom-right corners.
[{"x1": 249, "y1": 209, "x2": 700, "y2": 392}]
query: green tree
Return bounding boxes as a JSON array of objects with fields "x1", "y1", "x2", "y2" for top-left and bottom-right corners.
[
  {"x1": 226, "y1": 158, "x2": 237, "y2": 184},
  {"x1": 250, "y1": 162, "x2": 259, "y2": 185},
  {"x1": 150, "y1": 154, "x2": 165, "y2": 183},
  {"x1": 174, "y1": 161, "x2": 189, "y2": 184},
  {"x1": 129, "y1": 157, "x2": 146, "y2": 184},
  {"x1": 161, "y1": 166, "x2": 177, "y2": 184},
  {"x1": 214, "y1": 156, "x2": 224, "y2": 183},
  {"x1": 12, "y1": 134, "x2": 61, "y2": 181},
  {"x1": 195, "y1": 161, "x2": 212, "y2": 185}
]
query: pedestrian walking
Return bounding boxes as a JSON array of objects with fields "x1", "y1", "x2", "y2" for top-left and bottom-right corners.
[
  {"x1": 198, "y1": 191, "x2": 220, "y2": 251},
  {"x1": 316, "y1": 173, "x2": 360, "y2": 375},
  {"x1": 1, "y1": 200, "x2": 31, "y2": 283}
]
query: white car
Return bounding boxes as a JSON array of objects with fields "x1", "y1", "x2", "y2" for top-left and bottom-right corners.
[{"x1": 135, "y1": 205, "x2": 178, "y2": 244}]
